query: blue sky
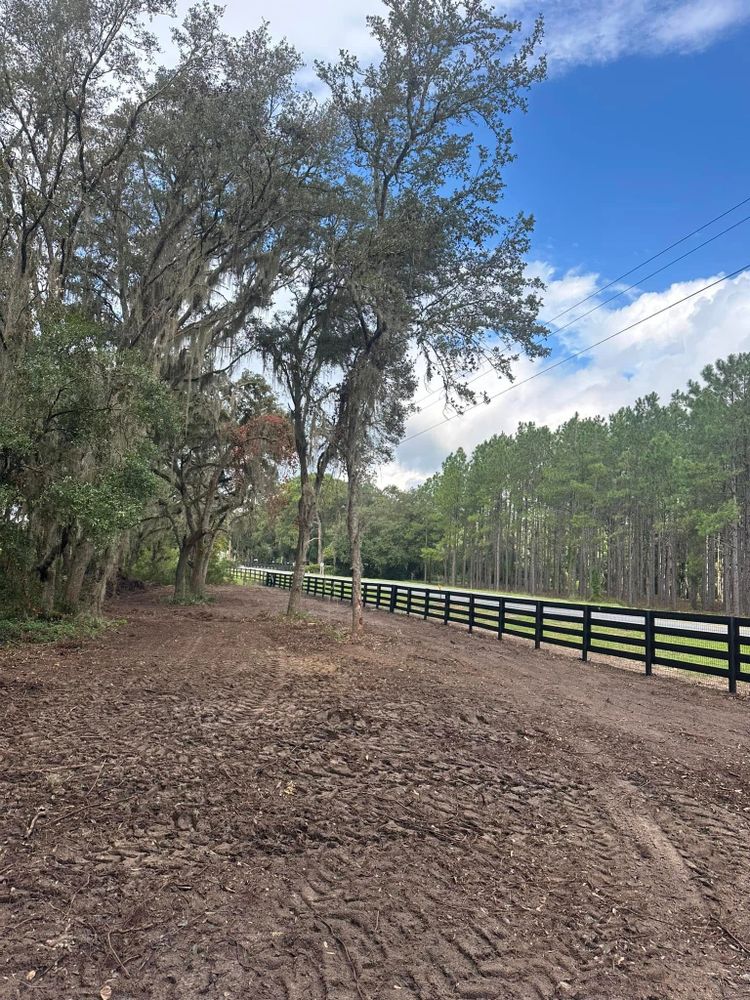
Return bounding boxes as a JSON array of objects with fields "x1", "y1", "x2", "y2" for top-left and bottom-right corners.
[
  {"x1": 391, "y1": 4, "x2": 750, "y2": 485},
  {"x1": 160, "y1": 2, "x2": 750, "y2": 485},
  {"x1": 505, "y1": 26, "x2": 749, "y2": 282}
]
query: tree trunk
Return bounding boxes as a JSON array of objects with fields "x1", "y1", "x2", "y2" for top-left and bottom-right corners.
[
  {"x1": 189, "y1": 532, "x2": 213, "y2": 599},
  {"x1": 174, "y1": 536, "x2": 193, "y2": 601},
  {"x1": 494, "y1": 521, "x2": 501, "y2": 590},
  {"x1": 40, "y1": 566, "x2": 57, "y2": 614},
  {"x1": 729, "y1": 519, "x2": 741, "y2": 616},
  {"x1": 288, "y1": 477, "x2": 315, "y2": 616},
  {"x1": 347, "y1": 467, "x2": 364, "y2": 640},
  {"x1": 64, "y1": 539, "x2": 95, "y2": 609},
  {"x1": 316, "y1": 511, "x2": 323, "y2": 567},
  {"x1": 707, "y1": 534, "x2": 717, "y2": 609},
  {"x1": 88, "y1": 547, "x2": 118, "y2": 615}
]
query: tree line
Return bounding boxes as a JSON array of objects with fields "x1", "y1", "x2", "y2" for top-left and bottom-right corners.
[
  {"x1": 243, "y1": 353, "x2": 750, "y2": 615},
  {"x1": 0, "y1": 0, "x2": 546, "y2": 635}
]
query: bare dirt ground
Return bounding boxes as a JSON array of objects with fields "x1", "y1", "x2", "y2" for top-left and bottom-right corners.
[{"x1": 2, "y1": 584, "x2": 750, "y2": 1000}]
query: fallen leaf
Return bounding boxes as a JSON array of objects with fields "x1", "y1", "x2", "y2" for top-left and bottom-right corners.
[
  {"x1": 25, "y1": 971, "x2": 36, "y2": 982},
  {"x1": 100, "y1": 985, "x2": 113, "y2": 999}
]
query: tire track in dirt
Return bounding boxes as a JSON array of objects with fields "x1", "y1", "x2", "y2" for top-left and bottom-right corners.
[
  {"x1": 605, "y1": 778, "x2": 707, "y2": 913},
  {"x1": 231, "y1": 721, "x2": 670, "y2": 998},
  {"x1": 2, "y1": 585, "x2": 749, "y2": 999}
]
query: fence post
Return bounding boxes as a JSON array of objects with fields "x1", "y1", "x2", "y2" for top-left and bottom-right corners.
[
  {"x1": 534, "y1": 601, "x2": 542, "y2": 650},
  {"x1": 582, "y1": 606, "x2": 591, "y2": 662},
  {"x1": 389, "y1": 586, "x2": 397, "y2": 614},
  {"x1": 645, "y1": 610, "x2": 654, "y2": 676},
  {"x1": 443, "y1": 591, "x2": 451, "y2": 625},
  {"x1": 406, "y1": 587, "x2": 413, "y2": 617},
  {"x1": 468, "y1": 593, "x2": 475, "y2": 633},
  {"x1": 498, "y1": 596, "x2": 504, "y2": 641},
  {"x1": 423, "y1": 588, "x2": 430, "y2": 619},
  {"x1": 728, "y1": 617, "x2": 739, "y2": 694}
]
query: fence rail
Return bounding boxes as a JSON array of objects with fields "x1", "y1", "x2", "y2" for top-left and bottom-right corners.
[{"x1": 232, "y1": 566, "x2": 750, "y2": 693}]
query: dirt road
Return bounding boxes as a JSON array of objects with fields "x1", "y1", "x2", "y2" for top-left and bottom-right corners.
[{"x1": 1, "y1": 584, "x2": 749, "y2": 999}]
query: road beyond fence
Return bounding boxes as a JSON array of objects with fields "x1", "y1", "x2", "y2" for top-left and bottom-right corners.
[{"x1": 233, "y1": 567, "x2": 750, "y2": 693}]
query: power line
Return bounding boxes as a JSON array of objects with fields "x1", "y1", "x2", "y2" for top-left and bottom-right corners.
[
  {"x1": 402, "y1": 264, "x2": 749, "y2": 444},
  {"x1": 416, "y1": 211, "x2": 750, "y2": 414},
  {"x1": 546, "y1": 195, "x2": 750, "y2": 324},
  {"x1": 548, "y1": 213, "x2": 750, "y2": 335},
  {"x1": 413, "y1": 192, "x2": 750, "y2": 407}
]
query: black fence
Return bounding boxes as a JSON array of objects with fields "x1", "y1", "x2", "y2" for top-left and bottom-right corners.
[
  {"x1": 235, "y1": 559, "x2": 295, "y2": 572},
  {"x1": 232, "y1": 566, "x2": 750, "y2": 693}
]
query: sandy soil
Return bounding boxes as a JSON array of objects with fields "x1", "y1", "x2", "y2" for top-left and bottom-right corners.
[{"x1": 1, "y1": 583, "x2": 749, "y2": 1000}]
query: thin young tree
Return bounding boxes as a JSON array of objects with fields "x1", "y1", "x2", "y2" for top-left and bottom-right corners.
[{"x1": 315, "y1": 0, "x2": 548, "y2": 635}]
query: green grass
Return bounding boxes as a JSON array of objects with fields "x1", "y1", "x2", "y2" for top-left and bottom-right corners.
[
  {"x1": 0, "y1": 612, "x2": 119, "y2": 646},
  {"x1": 368, "y1": 574, "x2": 635, "y2": 608},
  {"x1": 238, "y1": 567, "x2": 640, "y2": 610}
]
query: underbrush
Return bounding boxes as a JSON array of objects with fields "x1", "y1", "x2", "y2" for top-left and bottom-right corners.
[
  {"x1": 168, "y1": 593, "x2": 216, "y2": 606},
  {"x1": 0, "y1": 612, "x2": 119, "y2": 646},
  {"x1": 129, "y1": 544, "x2": 233, "y2": 591},
  {"x1": 276, "y1": 610, "x2": 350, "y2": 643}
]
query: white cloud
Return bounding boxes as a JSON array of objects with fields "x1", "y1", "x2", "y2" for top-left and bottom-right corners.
[
  {"x1": 511, "y1": 0, "x2": 749, "y2": 70},
  {"x1": 145, "y1": 3, "x2": 750, "y2": 490},
  {"x1": 526, "y1": 261, "x2": 605, "y2": 322},
  {"x1": 649, "y1": 0, "x2": 747, "y2": 52},
  {"x1": 381, "y1": 266, "x2": 750, "y2": 487},
  {"x1": 155, "y1": 1, "x2": 749, "y2": 73},
  {"x1": 153, "y1": 0, "x2": 377, "y2": 73}
]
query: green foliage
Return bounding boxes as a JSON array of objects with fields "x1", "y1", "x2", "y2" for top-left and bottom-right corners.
[
  {"x1": 239, "y1": 350, "x2": 750, "y2": 614},
  {"x1": 129, "y1": 538, "x2": 232, "y2": 587},
  {"x1": 0, "y1": 313, "x2": 176, "y2": 611},
  {"x1": 206, "y1": 559, "x2": 233, "y2": 585},
  {"x1": 41, "y1": 460, "x2": 159, "y2": 543},
  {"x1": 0, "y1": 612, "x2": 119, "y2": 646},
  {"x1": 1, "y1": 0, "x2": 549, "y2": 627},
  {"x1": 129, "y1": 544, "x2": 180, "y2": 587}
]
